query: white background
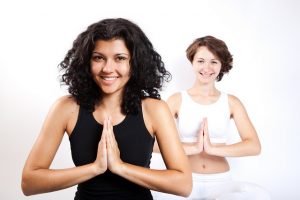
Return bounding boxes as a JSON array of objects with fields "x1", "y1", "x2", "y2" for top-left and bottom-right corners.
[{"x1": 1, "y1": 0, "x2": 300, "y2": 199}]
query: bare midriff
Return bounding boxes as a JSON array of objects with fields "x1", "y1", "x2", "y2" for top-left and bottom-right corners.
[{"x1": 188, "y1": 144, "x2": 230, "y2": 174}]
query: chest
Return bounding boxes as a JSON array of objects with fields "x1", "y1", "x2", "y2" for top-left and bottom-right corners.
[{"x1": 69, "y1": 109, "x2": 154, "y2": 167}]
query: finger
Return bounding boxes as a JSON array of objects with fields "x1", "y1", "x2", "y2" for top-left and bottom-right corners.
[
  {"x1": 202, "y1": 118, "x2": 208, "y2": 134},
  {"x1": 108, "y1": 116, "x2": 113, "y2": 135},
  {"x1": 203, "y1": 119, "x2": 211, "y2": 145},
  {"x1": 101, "y1": 118, "x2": 107, "y2": 139},
  {"x1": 198, "y1": 120, "x2": 204, "y2": 137},
  {"x1": 200, "y1": 119, "x2": 205, "y2": 136},
  {"x1": 197, "y1": 123, "x2": 204, "y2": 139},
  {"x1": 108, "y1": 117, "x2": 117, "y2": 141},
  {"x1": 105, "y1": 116, "x2": 110, "y2": 132},
  {"x1": 106, "y1": 117, "x2": 116, "y2": 149}
]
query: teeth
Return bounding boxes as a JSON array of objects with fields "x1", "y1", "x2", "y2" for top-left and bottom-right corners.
[
  {"x1": 102, "y1": 76, "x2": 117, "y2": 80},
  {"x1": 200, "y1": 72, "x2": 213, "y2": 76},
  {"x1": 200, "y1": 73, "x2": 210, "y2": 76}
]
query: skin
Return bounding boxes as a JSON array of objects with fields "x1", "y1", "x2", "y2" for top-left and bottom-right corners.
[
  {"x1": 21, "y1": 39, "x2": 192, "y2": 196},
  {"x1": 158, "y1": 46, "x2": 261, "y2": 174}
]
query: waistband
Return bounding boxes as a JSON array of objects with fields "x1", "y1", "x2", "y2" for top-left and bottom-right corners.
[{"x1": 192, "y1": 171, "x2": 232, "y2": 182}]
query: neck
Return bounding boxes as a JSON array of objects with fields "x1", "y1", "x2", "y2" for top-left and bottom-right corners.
[
  {"x1": 190, "y1": 81, "x2": 218, "y2": 96},
  {"x1": 97, "y1": 92, "x2": 123, "y2": 115}
]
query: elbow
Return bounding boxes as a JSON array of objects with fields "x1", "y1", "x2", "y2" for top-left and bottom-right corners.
[
  {"x1": 21, "y1": 172, "x2": 36, "y2": 196},
  {"x1": 22, "y1": 186, "x2": 32, "y2": 196},
  {"x1": 253, "y1": 144, "x2": 261, "y2": 155},
  {"x1": 244, "y1": 138, "x2": 261, "y2": 156},
  {"x1": 176, "y1": 172, "x2": 193, "y2": 197},
  {"x1": 249, "y1": 142, "x2": 261, "y2": 156},
  {"x1": 179, "y1": 184, "x2": 192, "y2": 197},
  {"x1": 21, "y1": 178, "x2": 32, "y2": 196},
  {"x1": 180, "y1": 185, "x2": 192, "y2": 197}
]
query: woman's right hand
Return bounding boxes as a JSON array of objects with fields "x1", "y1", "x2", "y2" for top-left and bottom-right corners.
[
  {"x1": 93, "y1": 118, "x2": 108, "y2": 175},
  {"x1": 194, "y1": 119, "x2": 204, "y2": 153}
]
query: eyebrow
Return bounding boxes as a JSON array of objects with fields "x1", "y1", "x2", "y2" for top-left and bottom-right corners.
[
  {"x1": 92, "y1": 52, "x2": 130, "y2": 56},
  {"x1": 195, "y1": 57, "x2": 219, "y2": 61}
]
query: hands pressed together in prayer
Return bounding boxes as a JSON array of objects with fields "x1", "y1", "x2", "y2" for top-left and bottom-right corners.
[
  {"x1": 94, "y1": 116, "x2": 123, "y2": 175},
  {"x1": 194, "y1": 118, "x2": 214, "y2": 155}
]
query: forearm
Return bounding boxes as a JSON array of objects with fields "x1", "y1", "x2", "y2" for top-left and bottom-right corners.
[
  {"x1": 155, "y1": 142, "x2": 201, "y2": 156},
  {"x1": 209, "y1": 140, "x2": 261, "y2": 157},
  {"x1": 182, "y1": 142, "x2": 202, "y2": 155},
  {"x1": 115, "y1": 163, "x2": 191, "y2": 197},
  {"x1": 22, "y1": 163, "x2": 98, "y2": 196}
]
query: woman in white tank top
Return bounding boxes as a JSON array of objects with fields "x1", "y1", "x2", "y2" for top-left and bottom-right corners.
[{"x1": 152, "y1": 36, "x2": 270, "y2": 200}]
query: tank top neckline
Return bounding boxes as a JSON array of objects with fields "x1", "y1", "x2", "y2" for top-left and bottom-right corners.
[
  {"x1": 91, "y1": 112, "x2": 129, "y2": 128},
  {"x1": 184, "y1": 90, "x2": 223, "y2": 106}
]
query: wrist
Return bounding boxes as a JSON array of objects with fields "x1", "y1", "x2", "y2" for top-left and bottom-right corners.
[
  {"x1": 110, "y1": 161, "x2": 125, "y2": 175},
  {"x1": 191, "y1": 143, "x2": 202, "y2": 154},
  {"x1": 205, "y1": 145, "x2": 216, "y2": 155},
  {"x1": 91, "y1": 163, "x2": 106, "y2": 176}
]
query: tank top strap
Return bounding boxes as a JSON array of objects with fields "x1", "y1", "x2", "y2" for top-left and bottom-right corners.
[
  {"x1": 219, "y1": 92, "x2": 229, "y2": 107},
  {"x1": 78, "y1": 105, "x2": 94, "y2": 122},
  {"x1": 180, "y1": 90, "x2": 190, "y2": 105}
]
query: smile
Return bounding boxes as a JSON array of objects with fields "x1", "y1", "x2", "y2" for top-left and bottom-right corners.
[
  {"x1": 200, "y1": 72, "x2": 214, "y2": 76},
  {"x1": 101, "y1": 76, "x2": 119, "y2": 80}
]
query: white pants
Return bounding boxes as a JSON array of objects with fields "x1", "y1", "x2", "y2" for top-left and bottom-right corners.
[{"x1": 151, "y1": 172, "x2": 271, "y2": 200}]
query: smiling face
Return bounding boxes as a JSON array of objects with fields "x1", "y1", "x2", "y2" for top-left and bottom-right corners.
[
  {"x1": 90, "y1": 39, "x2": 131, "y2": 95},
  {"x1": 192, "y1": 46, "x2": 222, "y2": 83}
]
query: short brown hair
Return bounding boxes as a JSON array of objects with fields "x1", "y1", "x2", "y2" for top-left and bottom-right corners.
[{"x1": 186, "y1": 35, "x2": 233, "y2": 81}]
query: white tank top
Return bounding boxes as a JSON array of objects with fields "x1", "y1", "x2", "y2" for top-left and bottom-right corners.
[{"x1": 177, "y1": 91, "x2": 231, "y2": 143}]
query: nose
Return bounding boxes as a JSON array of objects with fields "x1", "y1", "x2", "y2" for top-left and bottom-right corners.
[
  {"x1": 102, "y1": 59, "x2": 114, "y2": 73},
  {"x1": 202, "y1": 61, "x2": 211, "y2": 70}
]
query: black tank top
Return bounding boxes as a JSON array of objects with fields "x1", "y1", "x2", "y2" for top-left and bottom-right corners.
[{"x1": 69, "y1": 106, "x2": 155, "y2": 200}]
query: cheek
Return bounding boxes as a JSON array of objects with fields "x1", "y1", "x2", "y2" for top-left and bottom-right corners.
[
  {"x1": 122, "y1": 64, "x2": 131, "y2": 77},
  {"x1": 193, "y1": 65, "x2": 202, "y2": 73},
  {"x1": 91, "y1": 64, "x2": 100, "y2": 75},
  {"x1": 215, "y1": 65, "x2": 222, "y2": 73},
  {"x1": 191, "y1": 62, "x2": 199, "y2": 70}
]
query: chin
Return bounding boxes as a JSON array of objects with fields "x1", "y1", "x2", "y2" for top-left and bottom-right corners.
[
  {"x1": 101, "y1": 86, "x2": 124, "y2": 95},
  {"x1": 198, "y1": 78, "x2": 214, "y2": 83}
]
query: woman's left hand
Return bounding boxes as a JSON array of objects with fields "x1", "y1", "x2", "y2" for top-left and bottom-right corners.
[
  {"x1": 203, "y1": 118, "x2": 214, "y2": 154},
  {"x1": 104, "y1": 116, "x2": 124, "y2": 174}
]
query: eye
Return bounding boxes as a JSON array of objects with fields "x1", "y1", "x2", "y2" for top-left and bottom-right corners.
[
  {"x1": 116, "y1": 56, "x2": 127, "y2": 62},
  {"x1": 211, "y1": 60, "x2": 220, "y2": 65},
  {"x1": 92, "y1": 55, "x2": 104, "y2": 62},
  {"x1": 197, "y1": 60, "x2": 204, "y2": 64}
]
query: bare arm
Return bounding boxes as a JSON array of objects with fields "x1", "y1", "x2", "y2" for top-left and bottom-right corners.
[
  {"x1": 105, "y1": 99, "x2": 192, "y2": 197},
  {"x1": 21, "y1": 97, "x2": 103, "y2": 195},
  {"x1": 204, "y1": 95, "x2": 261, "y2": 157}
]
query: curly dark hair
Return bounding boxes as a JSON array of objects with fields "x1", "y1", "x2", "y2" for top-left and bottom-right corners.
[
  {"x1": 59, "y1": 18, "x2": 171, "y2": 114},
  {"x1": 186, "y1": 35, "x2": 233, "y2": 81}
]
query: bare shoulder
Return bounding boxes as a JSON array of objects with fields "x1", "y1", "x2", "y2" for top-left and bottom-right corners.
[
  {"x1": 228, "y1": 94, "x2": 247, "y2": 115},
  {"x1": 142, "y1": 98, "x2": 169, "y2": 115},
  {"x1": 167, "y1": 92, "x2": 181, "y2": 104},
  {"x1": 142, "y1": 98, "x2": 172, "y2": 136},
  {"x1": 166, "y1": 92, "x2": 182, "y2": 117},
  {"x1": 228, "y1": 94, "x2": 244, "y2": 107},
  {"x1": 46, "y1": 95, "x2": 79, "y2": 135},
  {"x1": 49, "y1": 95, "x2": 79, "y2": 121},
  {"x1": 52, "y1": 95, "x2": 78, "y2": 111}
]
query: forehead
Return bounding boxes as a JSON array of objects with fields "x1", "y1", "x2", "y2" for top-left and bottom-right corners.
[
  {"x1": 194, "y1": 46, "x2": 218, "y2": 59},
  {"x1": 93, "y1": 39, "x2": 130, "y2": 55}
]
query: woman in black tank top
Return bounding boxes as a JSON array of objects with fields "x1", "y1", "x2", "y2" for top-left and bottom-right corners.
[{"x1": 21, "y1": 18, "x2": 192, "y2": 200}]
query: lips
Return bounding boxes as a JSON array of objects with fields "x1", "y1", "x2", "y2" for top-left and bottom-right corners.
[
  {"x1": 101, "y1": 76, "x2": 118, "y2": 81},
  {"x1": 200, "y1": 72, "x2": 214, "y2": 77},
  {"x1": 99, "y1": 75, "x2": 119, "y2": 85}
]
